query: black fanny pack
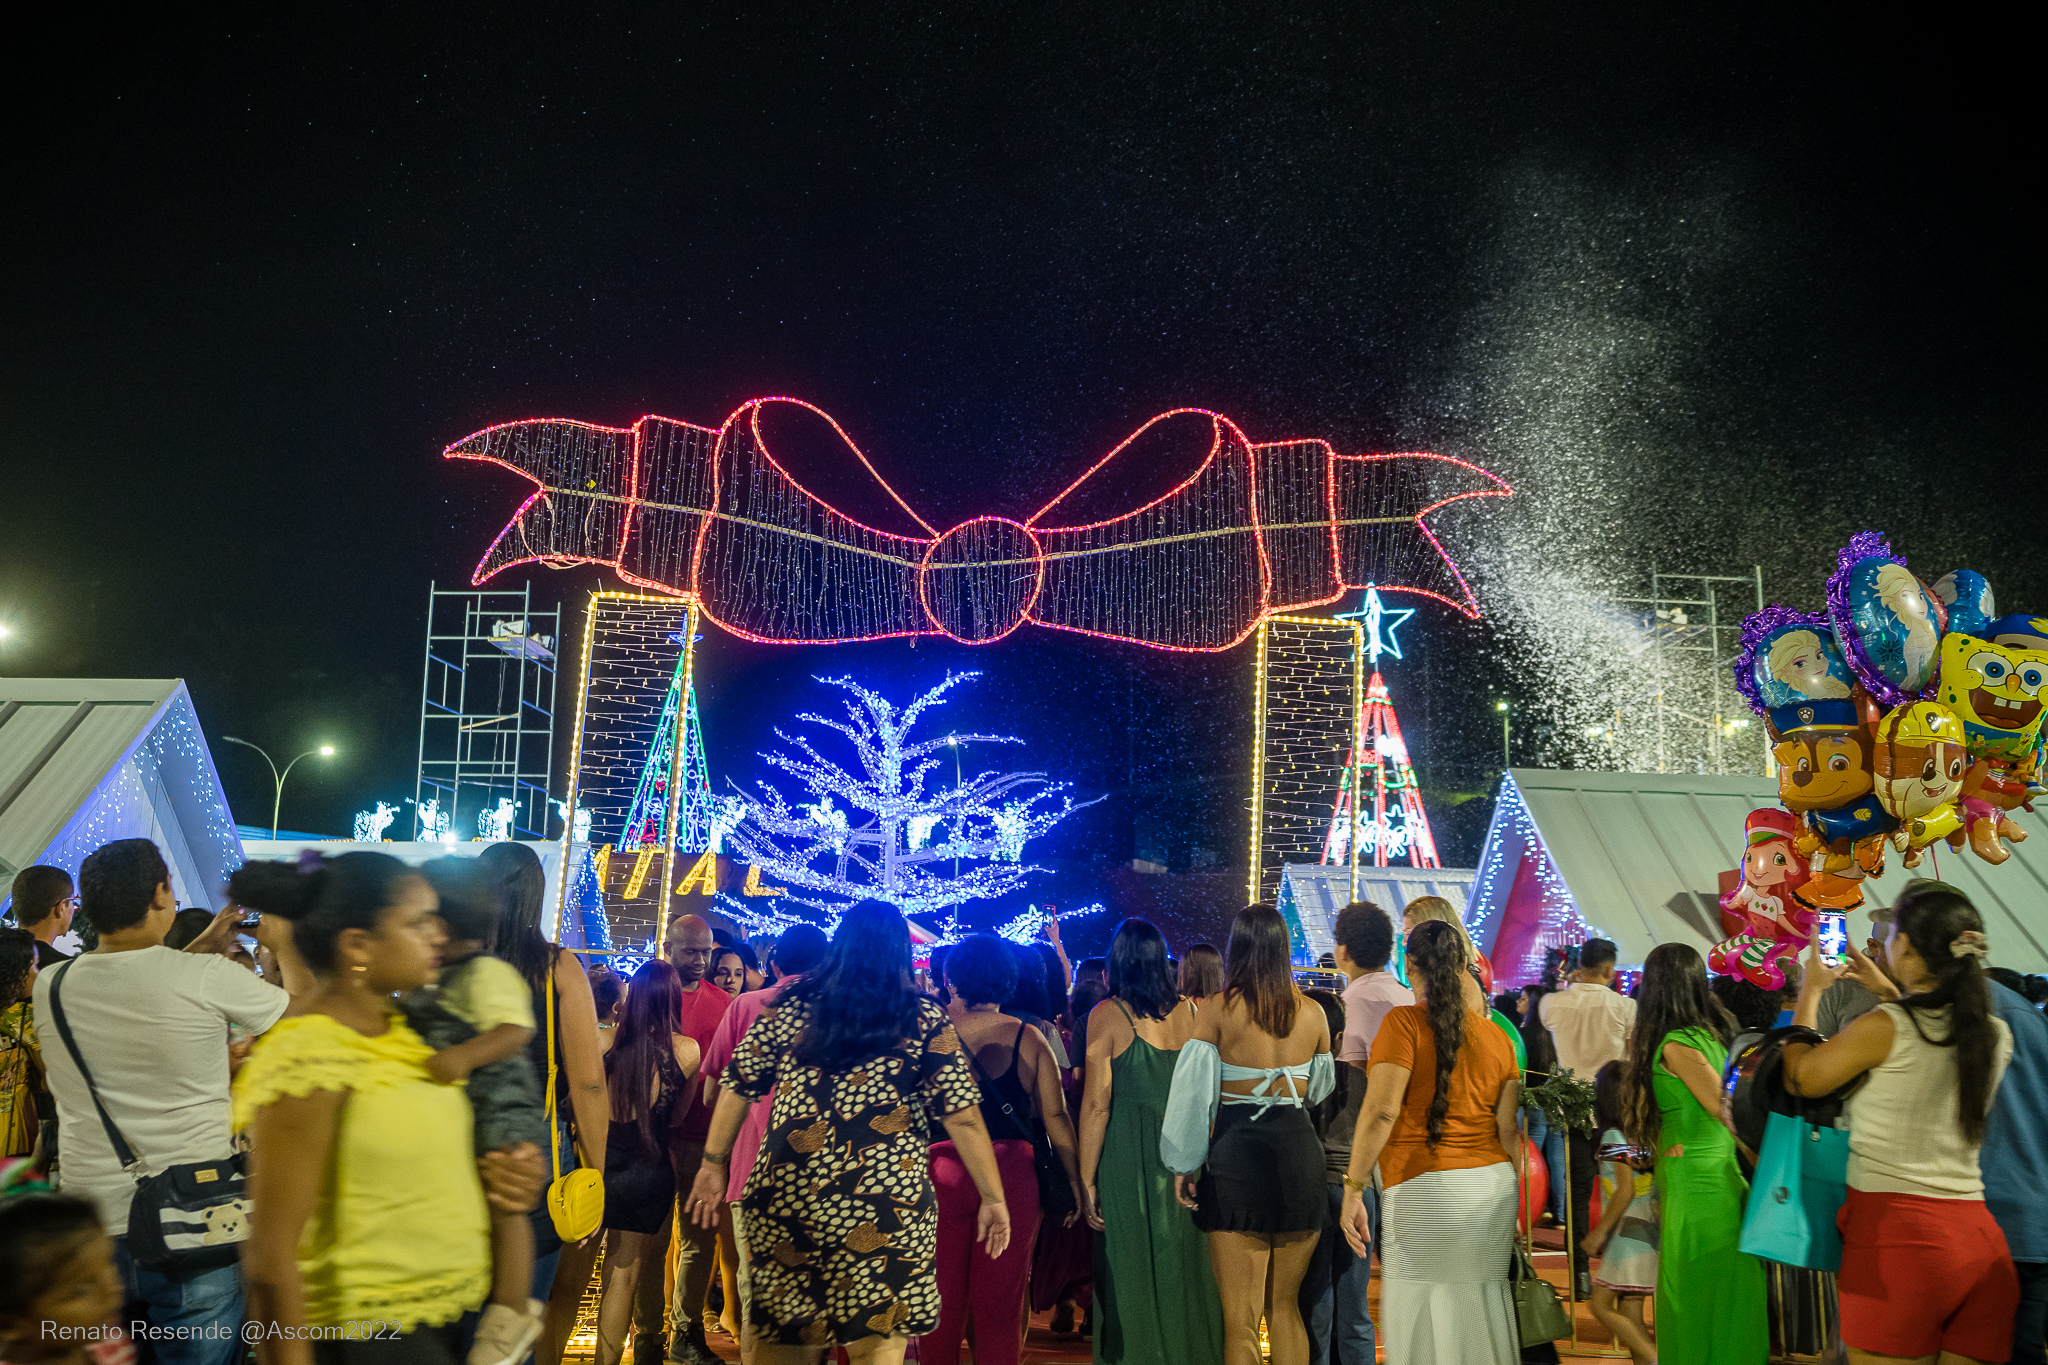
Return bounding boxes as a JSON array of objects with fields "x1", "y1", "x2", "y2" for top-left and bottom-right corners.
[{"x1": 47, "y1": 960, "x2": 250, "y2": 1271}]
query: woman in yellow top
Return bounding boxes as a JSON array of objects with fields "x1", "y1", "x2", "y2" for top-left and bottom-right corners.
[
  {"x1": 0, "y1": 929, "x2": 42, "y2": 1157},
  {"x1": 231, "y1": 853, "x2": 545, "y2": 1365}
]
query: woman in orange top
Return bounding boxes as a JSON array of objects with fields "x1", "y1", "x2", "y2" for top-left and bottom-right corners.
[{"x1": 1337, "y1": 920, "x2": 1523, "y2": 1364}]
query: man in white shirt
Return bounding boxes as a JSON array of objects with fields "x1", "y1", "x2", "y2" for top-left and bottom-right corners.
[
  {"x1": 34, "y1": 839, "x2": 288, "y2": 1365},
  {"x1": 1537, "y1": 937, "x2": 1636, "y2": 1297},
  {"x1": 1312, "y1": 901, "x2": 1415, "y2": 1365}
]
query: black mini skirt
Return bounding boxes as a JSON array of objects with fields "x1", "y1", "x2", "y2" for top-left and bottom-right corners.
[{"x1": 1193, "y1": 1103, "x2": 1330, "y2": 1234}]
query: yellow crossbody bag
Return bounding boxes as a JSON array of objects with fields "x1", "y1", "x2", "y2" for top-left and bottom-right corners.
[{"x1": 544, "y1": 967, "x2": 604, "y2": 1241}]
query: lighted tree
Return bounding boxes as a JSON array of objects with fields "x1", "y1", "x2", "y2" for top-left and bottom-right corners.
[{"x1": 721, "y1": 672, "x2": 1099, "y2": 920}]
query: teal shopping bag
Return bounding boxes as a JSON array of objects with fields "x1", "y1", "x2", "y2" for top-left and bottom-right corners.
[{"x1": 1739, "y1": 1108, "x2": 1849, "y2": 1271}]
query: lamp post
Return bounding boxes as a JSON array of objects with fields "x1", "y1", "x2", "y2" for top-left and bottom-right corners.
[
  {"x1": 945, "y1": 735, "x2": 965, "y2": 876},
  {"x1": 223, "y1": 737, "x2": 336, "y2": 839},
  {"x1": 1495, "y1": 700, "x2": 1510, "y2": 771}
]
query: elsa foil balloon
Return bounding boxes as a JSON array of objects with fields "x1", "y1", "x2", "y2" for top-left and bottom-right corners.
[{"x1": 1827, "y1": 531, "x2": 1945, "y2": 706}]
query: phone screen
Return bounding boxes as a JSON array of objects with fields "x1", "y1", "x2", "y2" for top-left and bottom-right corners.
[{"x1": 1816, "y1": 912, "x2": 1850, "y2": 967}]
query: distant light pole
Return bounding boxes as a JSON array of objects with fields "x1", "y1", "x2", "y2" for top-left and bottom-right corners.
[
  {"x1": 1495, "y1": 700, "x2": 1510, "y2": 771},
  {"x1": 946, "y1": 735, "x2": 965, "y2": 876},
  {"x1": 223, "y1": 737, "x2": 336, "y2": 839}
]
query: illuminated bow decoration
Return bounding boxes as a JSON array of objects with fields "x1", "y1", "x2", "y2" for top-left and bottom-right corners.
[{"x1": 447, "y1": 397, "x2": 1510, "y2": 652}]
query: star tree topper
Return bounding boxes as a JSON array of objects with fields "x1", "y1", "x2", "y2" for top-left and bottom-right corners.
[{"x1": 1337, "y1": 584, "x2": 1415, "y2": 663}]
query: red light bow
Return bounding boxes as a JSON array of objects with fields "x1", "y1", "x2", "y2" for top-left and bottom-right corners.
[{"x1": 447, "y1": 397, "x2": 1510, "y2": 652}]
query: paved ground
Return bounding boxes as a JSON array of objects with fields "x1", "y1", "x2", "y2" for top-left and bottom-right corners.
[{"x1": 601, "y1": 1227, "x2": 1649, "y2": 1363}]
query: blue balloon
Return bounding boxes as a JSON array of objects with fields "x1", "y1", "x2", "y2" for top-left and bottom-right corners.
[{"x1": 1932, "y1": 569, "x2": 1997, "y2": 638}]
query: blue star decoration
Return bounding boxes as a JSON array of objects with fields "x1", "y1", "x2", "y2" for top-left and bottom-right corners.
[{"x1": 1335, "y1": 584, "x2": 1414, "y2": 663}]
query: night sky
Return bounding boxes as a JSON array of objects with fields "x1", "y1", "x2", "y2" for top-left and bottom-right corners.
[{"x1": 4, "y1": 8, "x2": 2038, "y2": 886}]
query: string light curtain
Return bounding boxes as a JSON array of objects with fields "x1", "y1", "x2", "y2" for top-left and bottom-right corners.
[
  {"x1": 447, "y1": 399, "x2": 1510, "y2": 651},
  {"x1": 1249, "y1": 616, "x2": 1365, "y2": 906},
  {"x1": 557, "y1": 592, "x2": 701, "y2": 955}
]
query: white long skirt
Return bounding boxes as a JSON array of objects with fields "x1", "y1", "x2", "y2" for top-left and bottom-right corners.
[{"x1": 1378, "y1": 1161, "x2": 1521, "y2": 1365}]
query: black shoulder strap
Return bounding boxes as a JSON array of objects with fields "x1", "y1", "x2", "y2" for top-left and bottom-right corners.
[{"x1": 46, "y1": 960, "x2": 143, "y2": 1173}]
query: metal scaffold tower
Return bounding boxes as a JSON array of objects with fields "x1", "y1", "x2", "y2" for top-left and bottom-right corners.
[
  {"x1": 414, "y1": 583, "x2": 559, "y2": 841},
  {"x1": 1612, "y1": 567, "x2": 1767, "y2": 775}
]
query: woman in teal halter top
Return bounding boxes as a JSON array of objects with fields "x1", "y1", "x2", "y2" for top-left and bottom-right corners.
[{"x1": 1078, "y1": 920, "x2": 1223, "y2": 1365}]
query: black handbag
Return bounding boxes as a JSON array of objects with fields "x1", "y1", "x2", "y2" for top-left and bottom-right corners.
[
  {"x1": 965, "y1": 1024, "x2": 1076, "y2": 1220},
  {"x1": 47, "y1": 961, "x2": 251, "y2": 1271}
]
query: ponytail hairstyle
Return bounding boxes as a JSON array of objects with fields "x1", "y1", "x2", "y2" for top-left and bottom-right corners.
[
  {"x1": 227, "y1": 852, "x2": 419, "y2": 973},
  {"x1": 1623, "y1": 943, "x2": 1731, "y2": 1150},
  {"x1": 1891, "y1": 880, "x2": 1998, "y2": 1144},
  {"x1": 1407, "y1": 920, "x2": 1468, "y2": 1147}
]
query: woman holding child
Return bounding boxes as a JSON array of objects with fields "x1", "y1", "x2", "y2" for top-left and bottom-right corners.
[{"x1": 231, "y1": 853, "x2": 544, "y2": 1365}]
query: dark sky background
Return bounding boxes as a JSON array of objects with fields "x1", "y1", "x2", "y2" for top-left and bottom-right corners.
[{"x1": 3, "y1": 7, "x2": 2038, "y2": 885}]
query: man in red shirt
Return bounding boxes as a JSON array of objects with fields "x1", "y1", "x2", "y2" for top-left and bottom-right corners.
[{"x1": 631, "y1": 913, "x2": 731, "y2": 1365}]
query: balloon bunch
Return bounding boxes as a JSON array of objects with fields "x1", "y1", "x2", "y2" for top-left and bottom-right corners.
[{"x1": 1712, "y1": 532, "x2": 2047, "y2": 989}]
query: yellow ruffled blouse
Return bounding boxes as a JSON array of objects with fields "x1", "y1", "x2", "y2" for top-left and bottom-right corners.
[{"x1": 232, "y1": 1012, "x2": 490, "y2": 1330}]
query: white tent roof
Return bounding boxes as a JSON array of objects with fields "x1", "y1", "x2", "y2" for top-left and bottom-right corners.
[
  {"x1": 239, "y1": 839, "x2": 567, "y2": 936},
  {"x1": 0, "y1": 679, "x2": 243, "y2": 916},
  {"x1": 1466, "y1": 768, "x2": 2048, "y2": 980},
  {"x1": 1278, "y1": 862, "x2": 1477, "y2": 963}
]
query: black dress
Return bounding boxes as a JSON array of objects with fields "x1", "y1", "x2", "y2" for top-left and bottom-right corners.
[{"x1": 602, "y1": 1047, "x2": 685, "y2": 1233}]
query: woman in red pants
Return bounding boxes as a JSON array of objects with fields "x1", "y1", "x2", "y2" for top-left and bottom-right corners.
[{"x1": 922, "y1": 933, "x2": 1085, "y2": 1365}]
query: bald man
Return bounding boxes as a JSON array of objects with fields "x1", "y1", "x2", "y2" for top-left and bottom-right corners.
[{"x1": 633, "y1": 914, "x2": 732, "y2": 1365}]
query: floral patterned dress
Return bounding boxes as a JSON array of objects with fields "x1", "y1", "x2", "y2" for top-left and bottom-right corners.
[{"x1": 725, "y1": 994, "x2": 979, "y2": 1346}]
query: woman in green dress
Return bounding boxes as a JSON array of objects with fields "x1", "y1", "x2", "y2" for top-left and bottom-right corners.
[
  {"x1": 1622, "y1": 943, "x2": 1767, "y2": 1365},
  {"x1": 1078, "y1": 919, "x2": 1222, "y2": 1365}
]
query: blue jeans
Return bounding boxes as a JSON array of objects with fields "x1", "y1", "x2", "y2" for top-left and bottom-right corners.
[
  {"x1": 1301, "y1": 1182, "x2": 1378, "y2": 1365},
  {"x1": 1526, "y1": 1108, "x2": 1567, "y2": 1224},
  {"x1": 526, "y1": 1115, "x2": 577, "y2": 1302},
  {"x1": 112, "y1": 1240, "x2": 244, "y2": 1365}
]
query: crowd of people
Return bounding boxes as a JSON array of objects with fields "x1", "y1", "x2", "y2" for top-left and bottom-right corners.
[{"x1": 2, "y1": 836, "x2": 2046, "y2": 1365}]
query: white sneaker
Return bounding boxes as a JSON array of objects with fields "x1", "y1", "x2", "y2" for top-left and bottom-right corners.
[{"x1": 469, "y1": 1302, "x2": 542, "y2": 1365}]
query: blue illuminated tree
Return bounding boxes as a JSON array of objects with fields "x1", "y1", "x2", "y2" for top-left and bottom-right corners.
[{"x1": 720, "y1": 672, "x2": 1098, "y2": 923}]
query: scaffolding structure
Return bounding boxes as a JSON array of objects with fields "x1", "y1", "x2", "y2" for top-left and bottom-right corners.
[
  {"x1": 556, "y1": 592, "x2": 704, "y2": 958},
  {"x1": 415, "y1": 584, "x2": 559, "y2": 842},
  {"x1": 1249, "y1": 615, "x2": 1364, "y2": 907},
  {"x1": 1612, "y1": 567, "x2": 1767, "y2": 775}
]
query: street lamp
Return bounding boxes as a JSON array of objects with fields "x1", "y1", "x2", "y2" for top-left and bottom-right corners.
[
  {"x1": 1495, "y1": 700, "x2": 1510, "y2": 771},
  {"x1": 222, "y1": 737, "x2": 337, "y2": 839},
  {"x1": 945, "y1": 735, "x2": 965, "y2": 876}
]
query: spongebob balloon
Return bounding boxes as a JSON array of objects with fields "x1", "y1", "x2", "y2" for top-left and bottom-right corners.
[
  {"x1": 1937, "y1": 618, "x2": 2048, "y2": 863},
  {"x1": 1872, "y1": 700, "x2": 1969, "y2": 867}
]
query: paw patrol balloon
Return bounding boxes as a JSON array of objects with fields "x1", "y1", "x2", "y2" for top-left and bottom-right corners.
[
  {"x1": 1827, "y1": 532, "x2": 1945, "y2": 706},
  {"x1": 1873, "y1": 700, "x2": 1969, "y2": 867},
  {"x1": 1931, "y1": 570, "x2": 1997, "y2": 639}
]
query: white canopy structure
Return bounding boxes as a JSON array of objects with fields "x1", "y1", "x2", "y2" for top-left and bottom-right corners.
[
  {"x1": 0, "y1": 679, "x2": 243, "y2": 917},
  {"x1": 1466, "y1": 768, "x2": 2048, "y2": 983},
  {"x1": 1277, "y1": 861, "x2": 1476, "y2": 965}
]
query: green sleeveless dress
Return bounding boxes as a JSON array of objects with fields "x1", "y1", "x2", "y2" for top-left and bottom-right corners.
[
  {"x1": 1651, "y1": 1025, "x2": 1767, "y2": 1365},
  {"x1": 1093, "y1": 1001, "x2": 1223, "y2": 1365}
]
